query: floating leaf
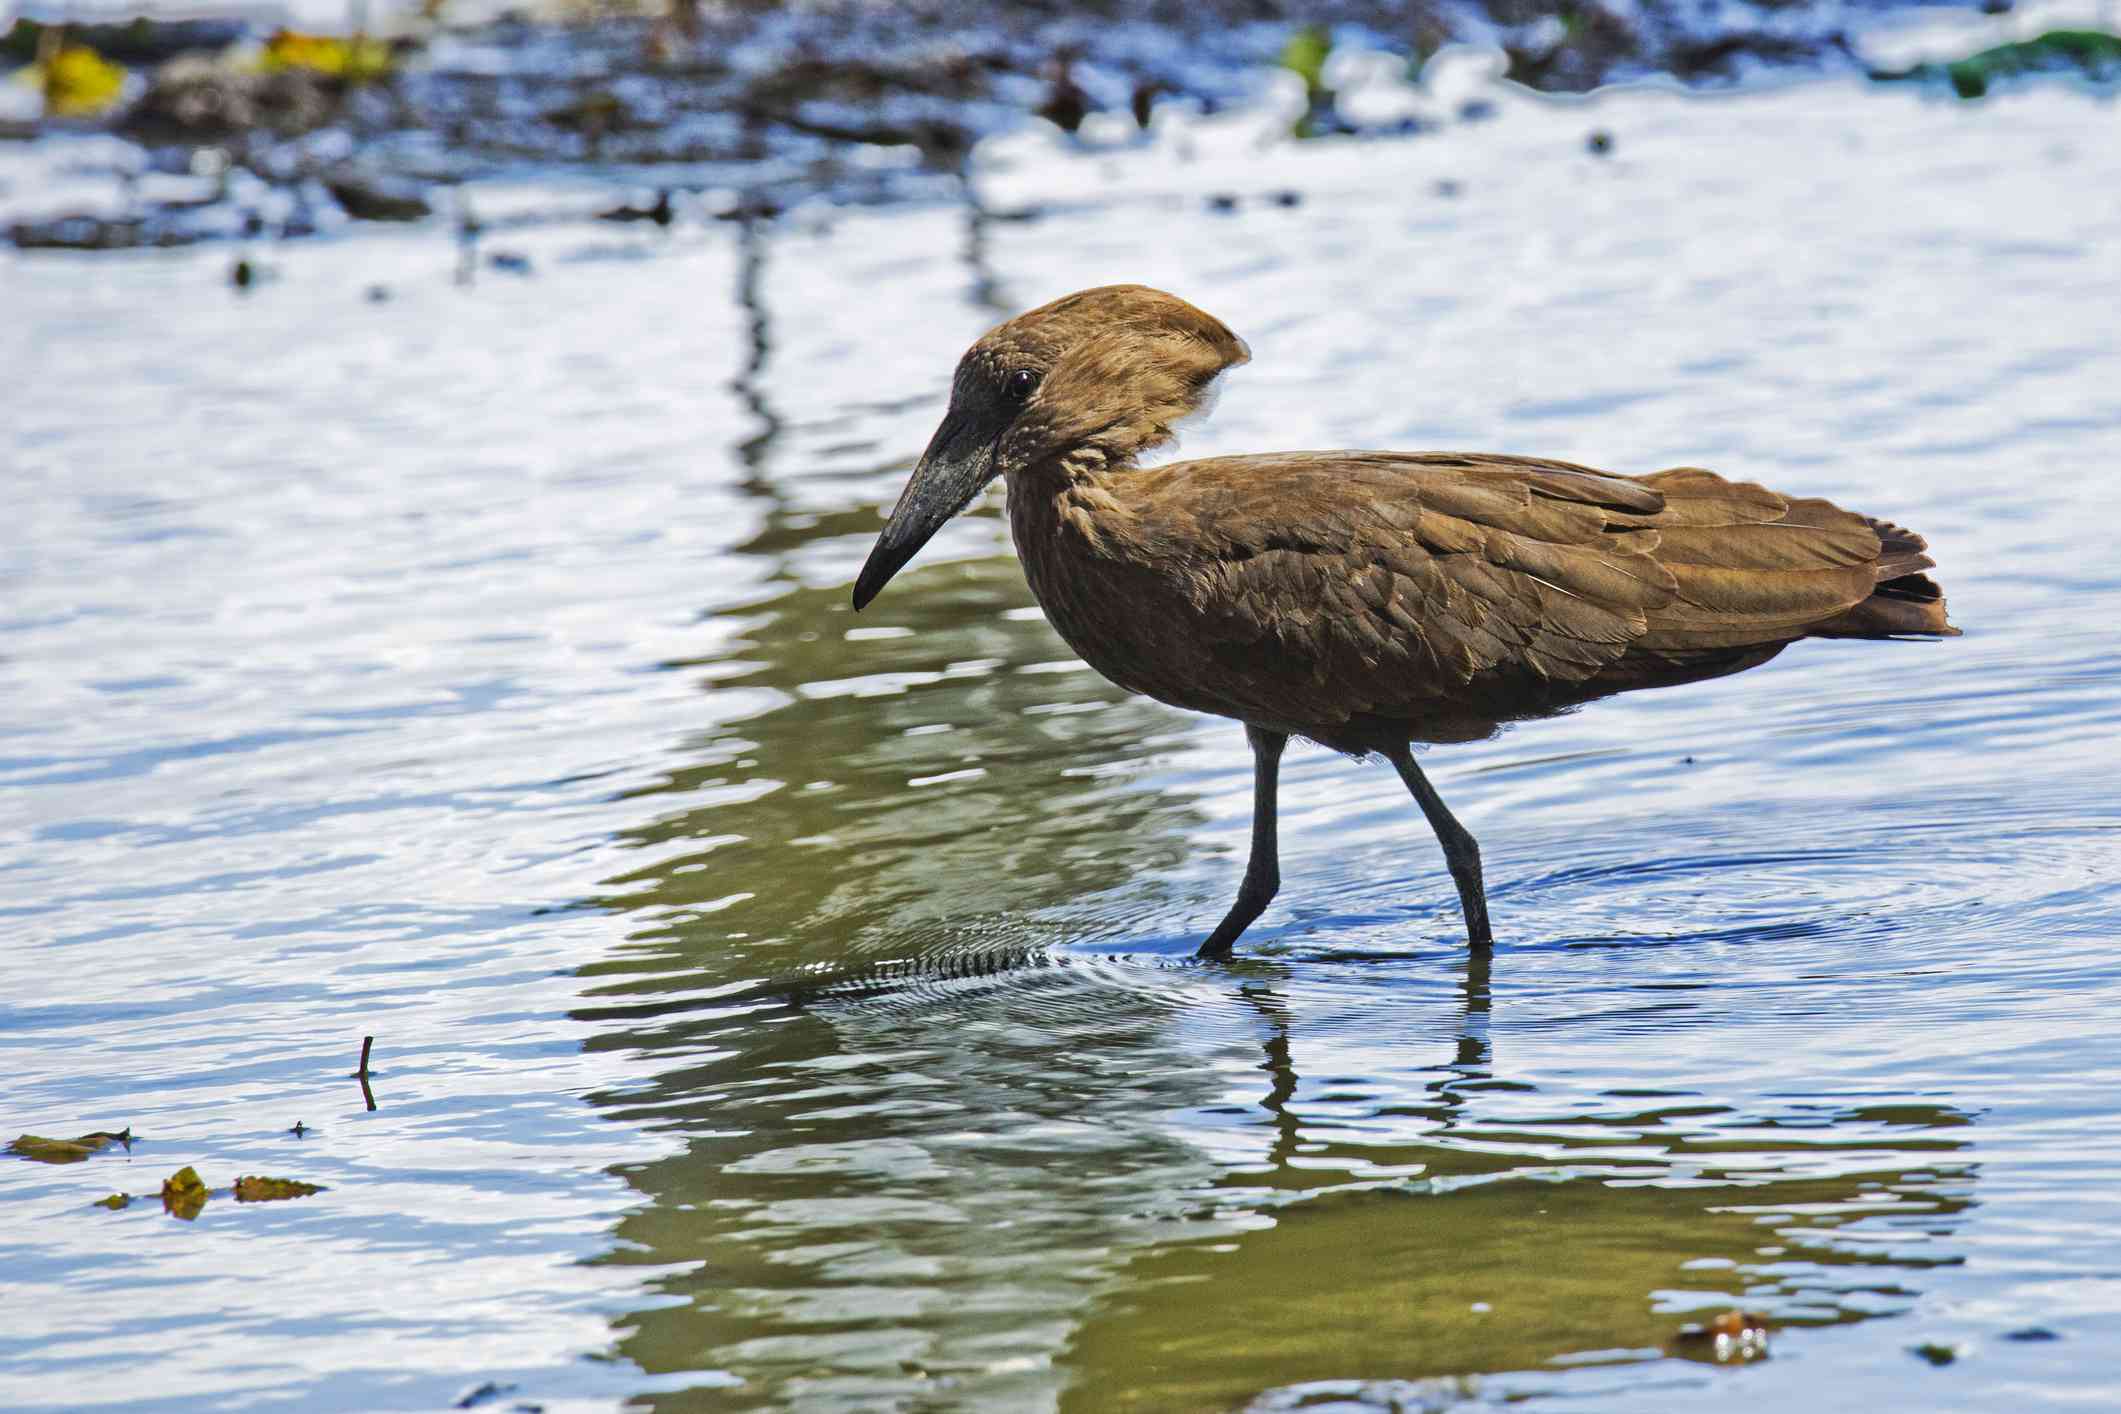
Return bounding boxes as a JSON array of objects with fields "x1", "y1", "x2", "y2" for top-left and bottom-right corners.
[
  {"x1": 93, "y1": 1193, "x2": 132, "y2": 1210},
  {"x1": 10, "y1": 1135, "x2": 97, "y2": 1163},
  {"x1": 9, "y1": 1128, "x2": 131, "y2": 1164},
  {"x1": 232, "y1": 1175, "x2": 324, "y2": 1202},
  {"x1": 161, "y1": 1165, "x2": 210, "y2": 1220}
]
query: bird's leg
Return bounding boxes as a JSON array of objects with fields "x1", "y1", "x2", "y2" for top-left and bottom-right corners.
[
  {"x1": 1197, "y1": 726, "x2": 1288, "y2": 960},
  {"x1": 1385, "y1": 746, "x2": 1494, "y2": 948}
]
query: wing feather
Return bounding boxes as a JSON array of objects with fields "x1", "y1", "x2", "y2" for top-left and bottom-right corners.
[{"x1": 1090, "y1": 452, "x2": 1935, "y2": 742}]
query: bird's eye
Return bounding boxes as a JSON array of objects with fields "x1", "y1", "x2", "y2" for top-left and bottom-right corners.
[{"x1": 1005, "y1": 369, "x2": 1039, "y2": 403}]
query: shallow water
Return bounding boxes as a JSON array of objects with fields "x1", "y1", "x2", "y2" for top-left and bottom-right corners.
[{"x1": 4, "y1": 71, "x2": 2120, "y2": 1412}]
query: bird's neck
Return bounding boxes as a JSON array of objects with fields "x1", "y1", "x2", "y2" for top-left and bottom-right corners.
[
  {"x1": 1003, "y1": 450, "x2": 1166, "y2": 695},
  {"x1": 1005, "y1": 449, "x2": 1141, "y2": 561}
]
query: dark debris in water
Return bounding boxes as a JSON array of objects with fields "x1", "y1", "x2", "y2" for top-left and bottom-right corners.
[
  {"x1": 8, "y1": 210, "x2": 214, "y2": 251},
  {"x1": 596, "y1": 189, "x2": 674, "y2": 225},
  {"x1": 119, "y1": 60, "x2": 370, "y2": 147},
  {"x1": 323, "y1": 168, "x2": 431, "y2": 222},
  {"x1": 3, "y1": 15, "x2": 247, "y2": 67}
]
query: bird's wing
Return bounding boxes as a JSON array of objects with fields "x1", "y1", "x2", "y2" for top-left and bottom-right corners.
[
  {"x1": 1629, "y1": 467, "x2": 1895, "y2": 649},
  {"x1": 1127, "y1": 453, "x2": 1890, "y2": 728}
]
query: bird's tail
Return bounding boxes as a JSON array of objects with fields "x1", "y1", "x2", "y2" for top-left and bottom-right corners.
[{"x1": 1811, "y1": 515, "x2": 1960, "y2": 639}]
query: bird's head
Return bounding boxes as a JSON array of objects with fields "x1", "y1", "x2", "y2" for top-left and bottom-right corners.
[{"x1": 851, "y1": 284, "x2": 1249, "y2": 610}]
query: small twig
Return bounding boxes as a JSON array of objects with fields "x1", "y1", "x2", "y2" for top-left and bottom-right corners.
[{"x1": 351, "y1": 1035, "x2": 378, "y2": 1112}]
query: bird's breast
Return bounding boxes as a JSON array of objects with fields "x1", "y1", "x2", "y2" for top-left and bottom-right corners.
[{"x1": 1007, "y1": 478, "x2": 1183, "y2": 704}]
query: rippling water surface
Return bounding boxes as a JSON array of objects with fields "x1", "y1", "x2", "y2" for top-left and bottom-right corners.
[{"x1": 4, "y1": 74, "x2": 2119, "y2": 1412}]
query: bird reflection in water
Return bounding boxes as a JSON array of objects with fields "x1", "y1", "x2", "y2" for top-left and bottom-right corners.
[{"x1": 576, "y1": 207, "x2": 1982, "y2": 1414}]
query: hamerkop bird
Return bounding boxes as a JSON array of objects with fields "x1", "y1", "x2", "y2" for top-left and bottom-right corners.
[{"x1": 851, "y1": 286, "x2": 1957, "y2": 957}]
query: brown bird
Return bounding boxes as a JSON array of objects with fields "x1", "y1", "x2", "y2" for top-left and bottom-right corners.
[{"x1": 852, "y1": 285, "x2": 1957, "y2": 957}]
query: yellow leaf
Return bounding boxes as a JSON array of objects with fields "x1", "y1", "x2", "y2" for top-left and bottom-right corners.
[
  {"x1": 1279, "y1": 26, "x2": 1332, "y2": 95},
  {"x1": 260, "y1": 28, "x2": 392, "y2": 81},
  {"x1": 9, "y1": 1129, "x2": 130, "y2": 1164},
  {"x1": 232, "y1": 1175, "x2": 324, "y2": 1202},
  {"x1": 93, "y1": 1193, "x2": 132, "y2": 1210},
  {"x1": 161, "y1": 1165, "x2": 209, "y2": 1220},
  {"x1": 40, "y1": 44, "x2": 127, "y2": 117}
]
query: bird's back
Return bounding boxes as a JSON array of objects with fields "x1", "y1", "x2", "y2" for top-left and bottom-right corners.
[{"x1": 1011, "y1": 452, "x2": 1954, "y2": 753}]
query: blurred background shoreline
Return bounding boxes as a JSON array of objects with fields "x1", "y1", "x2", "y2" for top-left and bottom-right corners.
[{"x1": 4, "y1": 0, "x2": 2118, "y2": 250}]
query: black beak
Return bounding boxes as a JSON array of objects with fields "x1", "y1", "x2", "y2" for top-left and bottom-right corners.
[{"x1": 852, "y1": 408, "x2": 999, "y2": 611}]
